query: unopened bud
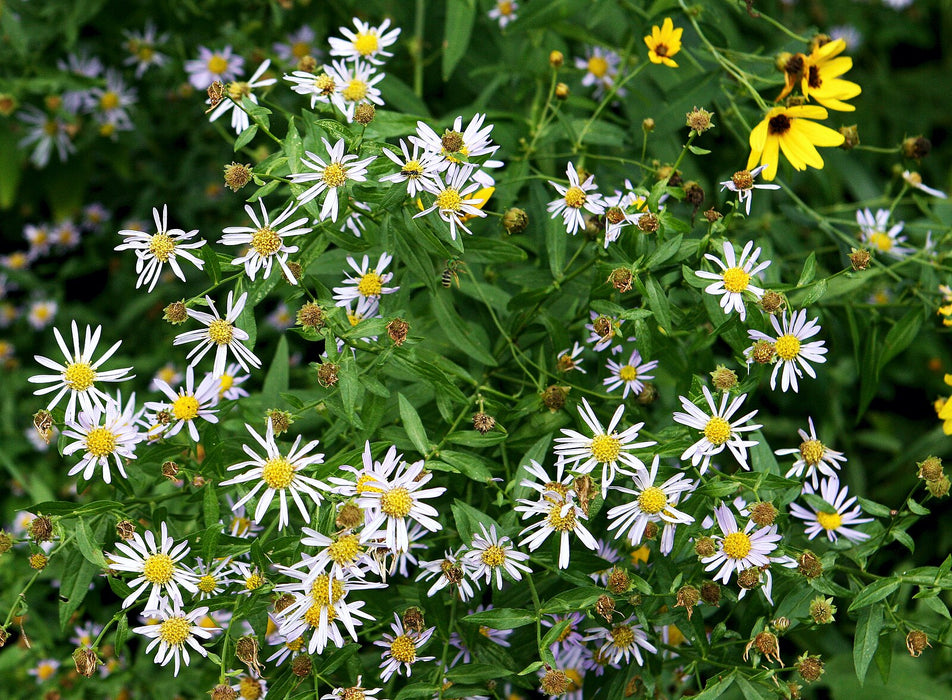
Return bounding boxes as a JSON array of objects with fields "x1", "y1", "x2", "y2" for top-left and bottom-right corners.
[
  {"x1": 917, "y1": 456, "x2": 944, "y2": 482},
  {"x1": 223, "y1": 162, "x2": 253, "y2": 192},
  {"x1": 549, "y1": 50, "x2": 564, "y2": 69},
  {"x1": 317, "y1": 362, "x2": 340, "y2": 387},
  {"x1": 710, "y1": 366, "x2": 737, "y2": 392},
  {"x1": 797, "y1": 551, "x2": 823, "y2": 579},
  {"x1": 685, "y1": 107, "x2": 715, "y2": 134},
  {"x1": 502, "y1": 207, "x2": 529, "y2": 234},
  {"x1": 809, "y1": 596, "x2": 836, "y2": 624},
  {"x1": 642, "y1": 118, "x2": 655, "y2": 133},
  {"x1": 29, "y1": 552, "x2": 48, "y2": 570},
  {"x1": 265, "y1": 409, "x2": 293, "y2": 436},
  {"x1": 772, "y1": 616, "x2": 790, "y2": 633},
  {"x1": 839, "y1": 124, "x2": 860, "y2": 150},
  {"x1": 387, "y1": 318, "x2": 410, "y2": 346},
  {"x1": 906, "y1": 630, "x2": 930, "y2": 657},
  {"x1": 555, "y1": 82, "x2": 570, "y2": 100},
  {"x1": 849, "y1": 248, "x2": 871, "y2": 271},
  {"x1": 472, "y1": 412, "x2": 496, "y2": 434},
  {"x1": 163, "y1": 300, "x2": 188, "y2": 325},
  {"x1": 354, "y1": 103, "x2": 376, "y2": 125}
]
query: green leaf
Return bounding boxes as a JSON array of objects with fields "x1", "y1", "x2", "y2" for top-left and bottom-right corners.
[
  {"x1": 234, "y1": 124, "x2": 258, "y2": 151},
  {"x1": 692, "y1": 673, "x2": 735, "y2": 700},
  {"x1": 445, "y1": 430, "x2": 508, "y2": 447},
  {"x1": 645, "y1": 275, "x2": 672, "y2": 332},
  {"x1": 797, "y1": 252, "x2": 817, "y2": 286},
  {"x1": 314, "y1": 119, "x2": 354, "y2": 147},
  {"x1": 546, "y1": 209, "x2": 567, "y2": 277},
  {"x1": 849, "y1": 578, "x2": 900, "y2": 612},
  {"x1": 688, "y1": 145, "x2": 711, "y2": 155},
  {"x1": 854, "y1": 605, "x2": 884, "y2": 684},
  {"x1": 442, "y1": 0, "x2": 477, "y2": 80},
  {"x1": 646, "y1": 234, "x2": 684, "y2": 270},
  {"x1": 735, "y1": 676, "x2": 772, "y2": 700},
  {"x1": 517, "y1": 660, "x2": 545, "y2": 676},
  {"x1": 436, "y1": 450, "x2": 492, "y2": 482},
  {"x1": 429, "y1": 292, "x2": 497, "y2": 365},
  {"x1": 201, "y1": 245, "x2": 222, "y2": 285},
  {"x1": 261, "y1": 335, "x2": 289, "y2": 405},
  {"x1": 463, "y1": 608, "x2": 535, "y2": 630},
  {"x1": 541, "y1": 620, "x2": 572, "y2": 650},
  {"x1": 203, "y1": 484, "x2": 220, "y2": 530},
  {"x1": 114, "y1": 613, "x2": 129, "y2": 655},
  {"x1": 541, "y1": 586, "x2": 605, "y2": 614},
  {"x1": 72, "y1": 517, "x2": 107, "y2": 567},
  {"x1": 906, "y1": 498, "x2": 930, "y2": 516},
  {"x1": 59, "y1": 551, "x2": 100, "y2": 629},
  {"x1": 337, "y1": 355, "x2": 363, "y2": 428},
  {"x1": 879, "y1": 308, "x2": 923, "y2": 371},
  {"x1": 398, "y1": 393, "x2": 429, "y2": 455}
]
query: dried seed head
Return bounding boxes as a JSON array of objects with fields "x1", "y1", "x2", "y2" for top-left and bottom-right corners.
[
  {"x1": 636, "y1": 382, "x2": 658, "y2": 405},
  {"x1": 206, "y1": 81, "x2": 225, "y2": 109},
  {"x1": 694, "y1": 536, "x2": 716, "y2": 558},
  {"x1": 549, "y1": 50, "x2": 564, "y2": 68},
  {"x1": 732, "y1": 170, "x2": 755, "y2": 190},
  {"x1": 402, "y1": 607, "x2": 425, "y2": 633},
  {"x1": 703, "y1": 208, "x2": 722, "y2": 222},
  {"x1": 849, "y1": 248, "x2": 871, "y2": 271},
  {"x1": 72, "y1": 647, "x2": 100, "y2": 677},
  {"x1": 751, "y1": 340, "x2": 776, "y2": 364},
  {"x1": 684, "y1": 180, "x2": 705, "y2": 207},
  {"x1": 273, "y1": 593, "x2": 296, "y2": 614},
  {"x1": 291, "y1": 654, "x2": 312, "y2": 677},
  {"x1": 749, "y1": 501, "x2": 778, "y2": 527},
  {"x1": 797, "y1": 551, "x2": 823, "y2": 579},
  {"x1": 926, "y1": 474, "x2": 950, "y2": 498},
  {"x1": 540, "y1": 668, "x2": 571, "y2": 695},
  {"x1": 335, "y1": 502, "x2": 364, "y2": 530},
  {"x1": 906, "y1": 629, "x2": 930, "y2": 657},
  {"x1": 317, "y1": 362, "x2": 340, "y2": 387},
  {"x1": 265, "y1": 409, "x2": 293, "y2": 436},
  {"x1": 643, "y1": 521, "x2": 659, "y2": 540},
  {"x1": 759, "y1": 290, "x2": 785, "y2": 314},
  {"x1": 737, "y1": 567, "x2": 763, "y2": 591},
  {"x1": 502, "y1": 207, "x2": 529, "y2": 234},
  {"x1": 772, "y1": 616, "x2": 790, "y2": 633},
  {"x1": 472, "y1": 412, "x2": 496, "y2": 434},
  {"x1": 387, "y1": 318, "x2": 410, "y2": 346},
  {"x1": 746, "y1": 631, "x2": 781, "y2": 665},
  {"x1": 0, "y1": 627, "x2": 7, "y2": 647},
  {"x1": 637, "y1": 212, "x2": 659, "y2": 233},
  {"x1": 787, "y1": 682, "x2": 803, "y2": 699},
  {"x1": 542, "y1": 385, "x2": 569, "y2": 412},
  {"x1": 700, "y1": 581, "x2": 720, "y2": 606},
  {"x1": 162, "y1": 461, "x2": 179, "y2": 479},
  {"x1": 685, "y1": 106, "x2": 715, "y2": 134},
  {"x1": 285, "y1": 261, "x2": 304, "y2": 281},
  {"x1": 809, "y1": 596, "x2": 836, "y2": 624},
  {"x1": 917, "y1": 456, "x2": 944, "y2": 482},
  {"x1": 0, "y1": 531, "x2": 13, "y2": 555},
  {"x1": 296, "y1": 302, "x2": 325, "y2": 330},
  {"x1": 296, "y1": 54, "x2": 318, "y2": 73},
  {"x1": 33, "y1": 409, "x2": 55, "y2": 444},
  {"x1": 29, "y1": 515, "x2": 53, "y2": 542},
  {"x1": 839, "y1": 124, "x2": 860, "y2": 150},
  {"x1": 341, "y1": 688, "x2": 368, "y2": 700},
  {"x1": 29, "y1": 552, "x2": 48, "y2": 570},
  {"x1": 115, "y1": 520, "x2": 135, "y2": 540},
  {"x1": 155, "y1": 409, "x2": 173, "y2": 426},
  {"x1": 353, "y1": 103, "x2": 375, "y2": 125},
  {"x1": 235, "y1": 635, "x2": 263, "y2": 675},
  {"x1": 625, "y1": 676, "x2": 644, "y2": 697},
  {"x1": 441, "y1": 130, "x2": 464, "y2": 153},
  {"x1": 0, "y1": 94, "x2": 17, "y2": 117},
  {"x1": 592, "y1": 315, "x2": 613, "y2": 338},
  {"x1": 209, "y1": 684, "x2": 238, "y2": 700},
  {"x1": 795, "y1": 653, "x2": 824, "y2": 682},
  {"x1": 608, "y1": 267, "x2": 634, "y2": 293},
  {"x1": 594, "y1": 594, "x2": 615, "y2": 621},
  {"x1": 675, "y1": 585, "x2": 700, "y2": 620},
  {"x1": 223, "y1": 162, "x2": 253, "y2": 192},
  {"x1": 902, "y1": 135, "x2": 931, "y2": 160},
  {"x1": 572, "y1": 474, "x2": 595, "y2": 516},
  {"x1": 163, "y1": 300, "x2": 188, "y2": 325},
  {"x1": 583, "y1": 214, "x2": 600, "y2": 239},
  {"x1": 607, "y1": 568, "x2": 631, "y2": 595},
  {"x1": 555, "y1": 82, "x2": 570, "y2": 100},
  {"x1": 710, "y1": 365, "x2": 738, "y2": 392},
  {"x1": 642, "y1": 118, "x2": 655, "y2": 133}
]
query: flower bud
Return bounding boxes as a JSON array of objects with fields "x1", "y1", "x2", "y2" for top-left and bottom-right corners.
[
  {"x1": 902, "y1": 135, "x2": 931, "y2": 160},
  {"x1": 642, "y1": 118, "x2": 655, "y2": 133},
  {"x1": 809, "y1": 596, "x2": 836, "y2": 624},
  {"x1": 0, "y1": 94, "x2": 17, "y2": 117},
  {"x1": 685, "y1": 107, "x2": 715, "y2": 134},
  {"x1": 555, "y1": 82, "x2": 570, "y2": 100},
  {"x1": 549, "y1": 50, "x2": 564, "y2": 68},
  {"x1": 772, "y1": 616, "x2": 790, "y2": 633},
  {"x1": 797, "y1": 551, "x2": 823, "y2": 579},
  {"x1": 502, "y1": 207, "x2": 529, "y2": 234},
  {"x1": 265, "y1": 409, "x2": 293, "y2": 436},
  {"x1": 297, "y1": 302, "x2": 324, "y2": 330},
  {"x1": 163, "y1": 300, "x2": 188, "y2": 325},
  {"x1": 917, "y1": 455, "x2": 943, "y2": 482},
  {"x1": 906, "y1": 629, "x2": 930, "y2": 657},
  {"x1": 839, "y1": 124, "x2": 860, "y2": 150},
  {"x1": 223, "y1": 162, "x2": 253, "y2": 192},
  {"x1": 710, "y1": 366, "x2": 737, "y2": 392},
  {"x1": 542, "y1": 385, "x2": 569, "y2": 412},
  {"x1": 29, "y1": 552, "x2": 48, "y2": 570},
  {"x1": 849, "y1": 248, "x2": 871, "y2": 271}
]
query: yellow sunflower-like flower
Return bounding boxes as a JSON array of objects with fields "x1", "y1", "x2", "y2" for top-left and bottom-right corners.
[
  {"x1": 746, "y1": 105, "x2": 845, "y2": 181},
  {"x1": 801, "y1": 39, "x2": 861, "y2": 112},
  {"x1": 644, "y1": 18, "x2": 683, "y2": 68},
  {"x1": 936, "y1": 375, "x2": 952, "y2": 435}
]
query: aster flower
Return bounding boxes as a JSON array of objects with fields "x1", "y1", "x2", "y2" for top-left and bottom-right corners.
[
  {"x1": 208, "y1": 59, "x2": 277, "y2": 134},
  {"x1": 324, "y1": 59, "x2": 385, "y2": 123},
  {"x1": 185, "y1": 46, "x2": 244, "y2": 89},
  {"x1": 17, "y1": 106, "x2": 75, "y2": 167},
  {"x1": 856, "y1": 208, "x2": 913, "y2": 258},
  {"x1": 328, "y1": 17, "x2": 401, "y2": 65},
  {"x1": 122, "y1": 22, "x2": 170, "y2": 78},
  {"x1": 644, "y1": 17, "x2": 683, "y2": 68},
  {"x1": 414, "y1": 164, "x2": 489, "y2": 239},
  {"x1": 416, "y1": 547, "x2": 479, "y2": 601},
  {"x1": 28, "y1": 300, "x2": 59, "y2": 330},
  {"x1": 451, "y1": 604, "x2": 513, "y2": 666},
  {"x1": 489, "y1": 0, "x2": 519, "y2": 27},
  {"x1": 131, "y1": 600, "x2": 214, "y2": 676},
  {"x1": 24, "y1": 223, "x2": 52, "y2": 258},
  {"x1": 284, "y1": 68, "x2": 340, "y2": 109},
  {"x1": 516, "y1": 489, "x2": 598, "y2": 569},
  {"x1": 694, "y1": 240, "x2": 771, "y2": 322},
  {"x1": 673, "y1": 386, "x2": 761, "y2": 474},
  {"x1": 108, "y1": 521, "x2": 198, "y2": 609},
  {"x1": 464, "y1": 523, "x2": 532, "y2": 589},
  {"x1": 585, "y1": 311, "x2": 627, "y2": 353},
  {"x1": 556, "y1": 342, "x2": 586, "y2": 373},
  {"x1": 746, "y1": 309, "x2": 828, "y2": 393},
  {"x1": 774, "y1": 416, "x2": 847, "y2": 488},
  {"x1": 574, "y1": 47, "x2": 621, "y2": 97},
  {"x1": 542, "y1": 613, "x2": 587, "y2": 658},
  {"x1": 115, "y1": 205, "x2": 206, "y2": 292},
  {"x1": 29, "y1": 320, "x2": 134, "y2": 422},
  {"x1": 375, "y1": 613, "x2": 435, "y2": 681},
  {"x1": 89, "y1": 68, "x2": 137, "y2": 134},
  {"x1": 746, "y1": 105, "x2": 845, "y2": 181},
  {"x1": 411, "y1": 113, "x2": 501, "y2": 175},
  {"x1": 63, "y1": 392, "x2": 143, "y2": 483},
  {"x1": 331, "y1": 253, "x2": 398, "y2": 307},
  {"x1": 145, "y1": 366, "x2": 219, "y2": 441},
  {"x1": 57, "y1": 51, "x2": 103, "y2": 113},
  {"x1": 219, "y1": 199, "x2": 309, "y2": 283},
  {"x1": 173, "y1": 291, "x2": 261, "y2": 378},
  {"x1": 602, "y1": 183, "x2": 650, "y2": 247},
  {"x1": 28, "y1": 659, "x2": 60, "y2": 684},
  {"x1": 220, "y1": 418, "x2": 328, "y2": 531},
  {"x1": 719, "y1": 165, "x2": 780, "y2": 215},
  {"x1": 192, "y1": 556, "x2": 234, "y2": 600},
  {"x1": 321, "y1": 677, "x2": 384, "y2": 700},
  {"x1": 381, "y1": 139, "x2": 441, "y2": 196},
  {"x1": 902, "y1": 170, "x2": 947, "y2": 198},
  {"x1": 547, "y1": 162, "x2": 605, "y2": 236},
  {"x1": 289, "y1": 137, "x2": 376, "y2": 222},
  {"x1": 585, "y1": 617, "x2": 657, "y2": 666},
  {"x1": 328, "y1": 440, "x2": 402, "y2": 498},
  {"x1": 300, "y1": 527, "x2": 380, "y2": 581},
  {"x1": 230, "y1": 560, "x2": 266, "y2": 593},
  {"x1": 53, "y1": 221, "x2": 81, "y2": 250},
  {"x1": 702, "y1": 502, "x2": 782, "y2": 585},
  {"x1": 274, "y1": 26, "x2": 318, "y2": 63},
  {"x1": 553, "y1": 398, "x2": 656, "y2": 496},
  {"x1": 603, "y1": 349, "x2": 658, "y2": 398},
  {"x1": 215, "y1": 362, "x2": 251, "y2": 401},
  {"x1": 790, "y1": 475, "x2": 872, "y2": 543}
]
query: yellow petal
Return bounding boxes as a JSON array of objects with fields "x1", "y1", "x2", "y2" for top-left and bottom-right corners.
[
  {"x1": 792, "y1": 118, "x2": 846, "y2": 147},
  {"x1": 748, "y1": 117, "x2": 769, "y2": 153},
  {"x1": 784, "y1": 105, "x2": 829, "y2": 121},
  {"x1": 784, "y1": 125, "x2": 824, "y2": 169},
  {"x1": 760, "y1": 137, "x2": 780, "y2": 180},
  {"x1": 663, "y1": 57, "x2": 678, "y2": 68}
]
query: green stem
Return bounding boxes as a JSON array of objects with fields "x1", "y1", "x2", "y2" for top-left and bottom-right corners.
[{"x1": 412, "y1": 0, "x2": 426, "y2": 98}]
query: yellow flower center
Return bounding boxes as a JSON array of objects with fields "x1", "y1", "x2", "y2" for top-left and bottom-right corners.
[
  {"x1": 159, "y1": 616, "x2": 191, "y2": 646},
  {"x1": 498, "y1": 1, "x2": 514, "y2": 14},
  {"x1": 565, "y1": 669, "x2": 583, "y2": 691},
  {"x1": 589, "y1": 434, "x2": 621, "y2": 464},
  {"x1": 587, "y1": 56, "x2": 609, "y2": 78},
  {"x1": 556, "y1": 622, "x2": 575, "y2": 642},
  {"x1": 381, "y1": 487, "x2": 414, "y2": 518},
  {"x1": 85, "y1": 426, "x2": 117, "y2": 457},
  {"x1": 207, "y1": 319, "x2": 234, "y2": 345},
  {"x1": 401, "y1": 160, "x2": 423, "y2": 178},
  {"x1": 610, "y1": 625, "x2": 635, "y2": 649},
  {"x1": 291, "y1": 41, "x2": 310, "y2": 59},
  {"x1": 357, "y1": 271, "x2": 384, "y2": 297},
  {"x1": 619, "y1": 365, "x2": 638, "y2": 382},
  {"x1": 703, "y1": 416, "x2": 731, "y2": 446},
  {"x1": 143, "y1": 553, "x2": 175, "y2": 584},
  {"x1": 343, "y1": 79, "x2": 368, "y2": 102},
  {"x1": 251, "y1": 226, "x2": 282, "y2": 257},
  {"x1": 322, "y1": 162, "x2": 347, "y2": 188},
  {"x1": 227, "y1": 81, "x2": 250, "y2": 100},
  {"x1": 564, "y1": 186, "x2": 587, "y2": 208},
  {"x1": 721, "y1": 531, "x2": 752, "y2": 560},
  {"x1": 799, "y1": 439, "x2": 825, "y2": 466},
  {"x1": 286, "y1": 637, "x2": 305, "y2": 652},
  {"x1": 638, "y1": 486, "x2": 667, "y2": 514},
  {"x1": 303, "y1": 602, "x2": 338, "y2": 627},
  {"x1": 774, "y1": 334, "x2": 801, "y2": 361},
  {"x1": 137, "y1": 46, "x2": 154, "y2": 61},
  {"x1": 327, "y1": 534, "x2": 361, "y2": 564},
  {"x1": 310, "y1": 574, "x2": 345, "y2": 606},
  {"x1": 230, "y1": 516, "x2": 251, "y2": 536},
  {"x1": 64, "y1": 362, "x2": 96, "y2": 391},
  {"x1": 315, "y1": 74, "x2": 336, "y2": 95},
  {"x1": 207, "y1": 56, "x2": 228, "y2": 74},
  {"x1": 36, "y1": 662, "x2": 57, "y2": 681},
  {"x1": 389, "y1": 634, "x2": 417, "y2": 663},
  {"x1": 198, "y1": 574, "x2": 217, "y2": 593},
  {"x1": 816, "y1": 511, "x2": 842, "y2": 531},
  {"x1": 347, "y1": 313, "x2": 361, "y2": 327},
  {"x1": 731, "y1": 170, "x2": 754, "y2": 190},
  {"x1": 869, "y1": 232, "x2": 893, "y2": 252},
  {"x1": 43, "y1": 119, "x2": 59, "y2": 136},
  {"x1": 481, "y1": 544, "x2": 506, "y2": 567},
  {"x1": 172, "y1": 395, "x2": 200, "y2": 421},
  {"x1": 245, "y1": 573, "x2": 264, "y2": 590},
  {"x1": 353, "y1": 32, "x2": 379, "y2": 56},
  {"x1": 546, "y1": 502, "x2": 577, "y2": 532},
  {"x1": 261, "y1": 456, "x2": 295, "y2": 490},
  {"x1": 239, "y1": 677, "x2": 263, "y2": 700},
  {"x1": 149, "y1": 232, "x2": 176, "y2": 262},
  {"x1": 355, "y1": 474, "x2": 382, "y2": 494},
  {"x1": 722, "y1": 267, "x2": 751, "y2": 293},
  {"x1": 218, "y1": 373, "x2": 234, "y2": 396},
  {"x1": 99, "y1": 91, "x2": 119, "y2": 111},
  {"x1": 436, "y1": 188, "x2": 463, "y2": 212}
]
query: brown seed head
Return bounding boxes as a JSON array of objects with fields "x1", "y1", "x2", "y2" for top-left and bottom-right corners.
[
  {"x1": 206, "y1": 81, "x2": 225, "y2": 109},
  {"x1": 155, "y1": 409, "x2": 173, "y2": 426},
  {"x1": 839, "y1": 124, "x2": 860, "y2": 150},
  {"x1": 572, "y1": 474, "x2": 594, "y2": 516},
  {"x1": 636, "y1": 381, "x2": 659, "y2": 405},
  {"x1": 336, "y1": 502, "x2": 364, "y2": 530},
  {"x1": 694, "y1": 536, "x2": 716, "y2": 558},
  {"x1": 738, "y1": 567, "x2": 762, "y2": 591},
  {"x1": 284, "y1": 261, "x2": 303, "y2": 282},
  {"x1": 163, "y1": 300, "x2": 188, "y2": 325},
  {"x1": 555, "y1": 82, "x2": 570, "y2": 100},
  {"x1": 235, "y1": 635, "x2": 262, "y2": 675},
  {"x1": 809, "y1": 596, "x2": 836, "y2": 624},
  {"x1": 637, "y1": 212, "x2": 659, "y2": 233},
  {"x1": 797, "y1": 551, "x2": 823, "y2": 579},
  {"x1": 223, "y1": 162, "x2": 253, "y2": 192},
  {"x1": 209, "y1": 684, "x2": 238, "y2": 700},
  {"x1": 926, "y1": 474, "x2": 950, "y2": 498},
  {"x1": 607, "y1": 568, "x2": 631, "y2": 595},
  {"x1": 595, "y1": 594, "x2": 615, "y2": 622},
  {"x1": 291, "y1": 654, "x2": 312, "y2": 677},
  {"x1": 710, "y1": 366, "x2": 738, "y2": 392},
  {"x1": 273, "y1": 593, "x2": 296, "y2": 614},
  {"x1": 750, "y1": 501, "x2": 779, "y2": 526},
  {"x1": 703, "y1": 208, "x2": 723, "y2": 222},
  {"x1": 684, "y1": 181, "x2": 705, "y2": 206},
  {"x1": 297, "y1": 302, "x2": 324, "y2": 330},
  {"x1": 643, "y1": 521, "x2": 659, "y2": 540},
  {"x1": 72, "y1": 648, "x2": 100, "y2": 677},
  {"x1": 115, "y1": 520, "x2": 135, "y2": 540},
  {"x1": 33, "y1": 409, "x2": 55, "y2": 444},
  {"x1": 675, "y1": 585, "x2": 700, "y2": 620},
  {"x1": 0, "y1": 627, "x2": 7, "y2": 647},
  {"x1": 266, "y1": 409, "x2": 293, "y2": 436},
  {"x1": 441, "y1": 130, "x2": 464, "y2": 153},
  {"x1": 161, "y1": 461, "x2": 179, "y2": 479},
  {"x1": 592, "y1": 315, "x2": 613, "y2": 338},
  {"x1": 297, "y1": 55, "x2": 318, "y2": 73},
  {"x1": 387, "y1": 318, "x2": 410, "y2": 346},
  {"x1": 902, "y1": 135, "x2": 931, "y2": 160},
  {"x1": 747, "y1": 631, "x2": 782, "y2": 664},
  {"x1": 751, "y1": 340, "x2": 776, "y2": 365},
  {"x1": 402, "y1": 607, "x2": 425, "y2": 633},
  {"x1": 29, "y1": 515, "x2": 53, "y2": 543},
  {"x1": 849, "y1": 248, "x2": 871, "y2": 271},
  {"x1": 906, "y1": 629, "x2": 930, "y2": 657},
  {"x1": 317, "y1": 362, "x2": 340, "y2": 387},
  {"x1": 0, "y1": 94, "x2": 17, "y2": 117},
  {"x1": 549, "y1": 50, "x2": 564, "y2": 69},
  {"x1": 642, "y1": 118, "x2": 655, "y2": 133},
  {"x1": 30, "y1": 552, "x2": 48, "y2": 570},
  {"x1": 608, "y1": 267, "x2": 634, "y2": 293},
  {"x1": 502, "y1": 207, "x2": 529, "y2": 234},
  {"x1": 472, "y1": 412, "x2": 496, "y2": 434},
  {"x1": 772, "y1": 616, "x2": 790, "y2": 633},
  {"x1": 540, "y1": 668, "x2": 571, "y2": 695},
  {"x1": 700, "y1": 581, "x2": 721, "y2": 606},
  {"x1": 685, "y1": 107, "x2": 715, "y2": 134},
  {"x1": 917, "y1": 456, "x2": 944, "y2": 482},
  {"x1": 542, "y1": 385, "x2": 569, "y2": 412},
  {"x1": 796, "y1": 653, "x2": 824, "y2": 682},
  {"x1": 759, "y1": 290, "x2": 785, "y2": 314}
]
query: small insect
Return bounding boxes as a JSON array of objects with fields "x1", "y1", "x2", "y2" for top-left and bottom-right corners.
[{"x1": 441, "y1": 259, "x2": 464, "y2": 288}]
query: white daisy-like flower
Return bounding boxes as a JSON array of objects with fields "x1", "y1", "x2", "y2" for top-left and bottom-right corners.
[
  {"x1": 553, "y1": 398, "x2": 656, "y2": 496},
  {"x1": 62, "y1": 392, "x2": 143, "y2": 483},
  {"x1": 373, "y1": 521, "x2": 429, "y2": 579},
  {"x1": 122, "y1": 22, "x2": 170, "y2": 78},
  {"x1": 28, "y1": 300, "x2": 58, "y2": 329},
  {"x1": 17, "y1": 106, "x2": 75, "y2": 167},
  {"x1": 192, "y1": 556, "x2": 234, "y2": 600},
  {"x1": 53, "y1": 220, "x2": 81, "y2": 250},
  {"x1": 411, "y1": 113, "x2": 501, "y2": 172},
  {"x1": 57, "y1": 51, "x2": 103, "y2": 112},
  {"x1": 774, "y1": 416, "x2": 847, "y2": 488},
  {"x1": 516, "y1": 489, "x2": 598, "y2": 569},
  {"x1": 328, "y1": 17, "x2": 401, "y2": 65},
  {"x1": 856, "y1": 208, "x2": 914, "y2": 258},
  {"x1": 606, "y1": 456, "x2": 696, "y2": 555},
  {"x1": 584, "y1": 617, "x2": 657, "y2": 666},
  {"x1": 300, "y1": 527, "x2": 380, "y2": 580},
  {"x1": 602, "y1": 183, "x2": 649, "y2": 247},
  {"x1": 327, "y1": 440, "x2": 402, "y2": 498},
  {"x1": 673, "y1": 386, "x2": 761, "y2": 474},
  {"x1": 719, "y1": 165, "x2": 780, "y2": 216},
  {"x1": 902, "y1": 170, "x2": 947, "y2": 199},
  {"x1": 746, "y1": 309, "x2": 828, "y2": 393},
  {"x1": 219, "y1": 199, "x2": 310, "y2": 284},
  {"x1": 28, "y1": 658, "x2": 60, "y2": 684},
  {"x1": 694, "y1": 240, "x2": 771, "y2": 322},
  {"x1": 115, "y1": 205, "x2": 206, "y2": 292},
  {"x1": 273, "y1": 26, "x2": 317, "y2": 63},
  {"x1": 464, "y1": 523, "x2": 532, "y2": 589},
  {"x1": 547, "y1": 162, "x2": 606, "y2": 236},
  {"x1": 145, "y1": 366, "x2": 219, "y2": 442},
  {"x1": 416, "y1": 547, "x2": 479, "y2": 601},
  {"x1": 341, "y1": 296, "x2": 382, "y2": 343},
  {"x1": 90, "y1": 68, "x2": 137, "y2": 134},
  {"x1": 289, "y1": 137, "x2": 376, "y2": 222},
  {"x1": 208, "y1": 59, "x2": 277, "y2": 134},
  {"x1": 701, "y1": 502, "x2": 782, "y2": 584},
  {"x1": 24, "y1": 223, "x2": 52, "y2": 257},
  {"x1": 321, "y1": 677, "x2": 384, "y2": 700},
  {"x1": 284, "y1": 68, "x2": 340, "y2": 109},
  {"x1": 489, "y1": 0, "x2": 519, "y2": 27},
  {"x1": 184, "y1": 45, "x2": 244, "y2": 90},
  {"x1": 220, "y1": 418, "x2": 329, "y2": 531},
  {"x1": 108, "y1": 521, "x2": 198, "y2": 610},
  {"x1": 556, "y1": 342, "x2": 587, "y2": 373},
  {"x1": 574, "y1": 47, "x2": 622, "y2": 98},
  {"x1": 215, "y1": 362, "x2": 251, "y2": 401},
  {"x1": 332, "y1": 253, "x2": 398, "y2": 307},
  {"x1": 324, "y1": 59, "x2": 385, "y2": 122},
  {"x1": 603, "y1": 349, "x2": 658, "y2": 398},
  {"x1": 374, "y1": 613, "x2": 435, "y2": 682},
  {"x1": 29, "y1": 320, "x2": 135, "y2": 422},
  {"x1": 358, "y1": 453, "x2": 446, "y2": 553},
  {"x1": 131, "y1": 600, "x2": 214, "y2": 676},
  {"x1": 173, "y1": 291, "x2": 261, "y2": 378},
  {"x1": 230, "y1": 560, "x2": 266, "y2": 594},
  {"x1": 414, "y1": 164, "x2": 488, "y2": 239},
  {"x1": 790, "y1": 475, "x2": 872, "y2": 543},
  {"x1": 381, "y1": 139, "x2": 441, "y2": 196},
  {"x1": 266, "y1": 631, "x2": 308, "y2": 667}
]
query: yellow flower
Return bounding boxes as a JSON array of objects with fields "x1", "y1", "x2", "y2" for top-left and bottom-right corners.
[
  {"x1": 644, "y1": 18, "x2": 683, "y2": 68},
  {"x1": 938, "y1": 375, "x2": 952, "y2": 435},
  {"x1": 746, "y1": 105, "x2": 845, "y2": 181},
  {"x1": 801, "y1": 39, "x2": 861, "y2": 112}
]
